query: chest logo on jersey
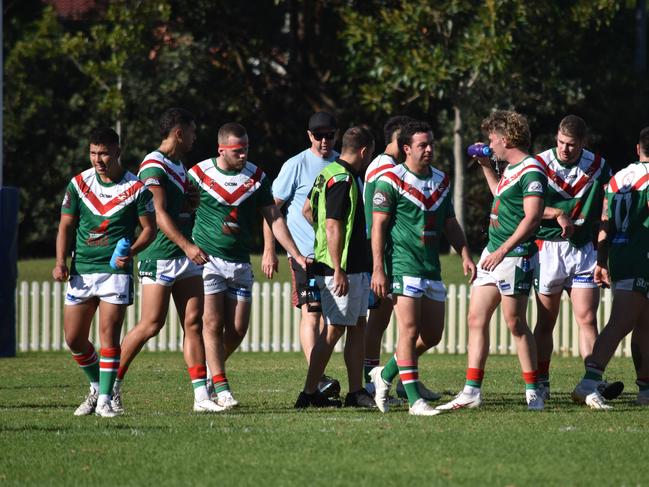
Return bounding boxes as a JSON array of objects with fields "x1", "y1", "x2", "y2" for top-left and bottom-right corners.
[{"x1": 86, "y1": 219, "x2": 110, "y2": 247}]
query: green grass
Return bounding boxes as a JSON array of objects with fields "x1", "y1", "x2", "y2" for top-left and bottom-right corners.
[
  {"x1": 0, "y1": 352, "x2": 645, "y2": 486},
  {"x1": 17, "y1": 253, "x2": 475, "y2": 285}
]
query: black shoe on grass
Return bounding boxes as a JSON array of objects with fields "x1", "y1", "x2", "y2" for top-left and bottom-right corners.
[{"x1": 344, "y1": 389, "x2": 377, "y2": 409}]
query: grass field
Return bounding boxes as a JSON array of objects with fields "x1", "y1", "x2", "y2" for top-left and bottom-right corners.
[
  {"x1": 1, "y1": 352, "x2": 646, "y2": 486},
  {"x1": 16, "y1": 253, "x2": 476, "y2": 286}
]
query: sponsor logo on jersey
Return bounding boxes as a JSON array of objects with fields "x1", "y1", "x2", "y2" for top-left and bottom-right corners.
[
  {"x1": 498, "y1": 281, "x2": 511, "y2": 291},
  {"x1": 372, "y1": 191, "x2": 389, "y2": 209},
  {"x1": 516, "y1": 282, "x2": 531, "y2": 290},
  {"x1": 224, "y1": 181, "x2": 238, "y2": 187},
  {"x1": 526, "y1": 181, "x2": 543, "y2": 193},
  {"x1": 520, "y1": 258, "x2": 530, "y2": 272},
  {"x1": 86, "y1": 219, "x2": 110, "y2": 247},
  {"x1": 139, "y1": 271, "x2": 154, "y2": 277},
  {"x1": 222, "y1": 208, "x2": 240, "y2": 235},
  {"x1": 117, "y1": 294, "x2": 127, "y2": 299},
  {"x1": 66, "y1": 293, "x2": 80, "y2": 300},
  {"x1": 405, "y1": 285, "x2": 423, "y2": 294},
  {"x1": 513, "y1": 245, "x2": 525, "y2": 254},
  {"x1": 144, "y1": 177, "x2": 161, "y2": 187},
  {"x1": 159, "y1": 274, "x2": 174, "y2": 282},
  {"x1": 98, "y1": 193, "x2": 113, "y2": 198}
]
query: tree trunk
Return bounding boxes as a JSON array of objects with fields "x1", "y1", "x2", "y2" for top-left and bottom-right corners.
[{"x1": 452, "y1": 105, "x2": 465, "y2": 240}]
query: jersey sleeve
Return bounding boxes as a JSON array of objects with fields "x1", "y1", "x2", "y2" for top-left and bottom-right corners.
[
  {"x1": 325, "y1": 177, "x2": 352, "y2": 221},
  {"x1": 139, "y1": 166, "x2": 166, "y2": 188},
  {"x1": 372, "y1": 178, "x2": 397, "y2": 214},
  {"x1": 520, "y1": 169, "x2": 547, "y2": 198},
  {"x1": 61, "y1": 180, "x2": 79, "y2": 216},
  {"x1": 137, "y1": 187, "x2": 155, "y2": 216},
  {"x1": 271, "y1": 157, "x2": 297, "y2": 201},
  {"x1": 257, "y1": 175, "x2": 275, "y2": 208}
]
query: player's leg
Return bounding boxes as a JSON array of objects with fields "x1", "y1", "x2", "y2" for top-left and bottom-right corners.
[
  {"x1": 501, "y1": 293, "x2": 543, "y2": 409},
  {"x1": 533, "y1": 291, "x2": 561, "y2": 396},
  {"x1": 573, "y1": 288, "x2": 647, "y2": 409},
  {"x1": 363, "y1": 296, "x2": 393, "y2": 390},
  {"x1": 631, "y1": 324, "x2": 649, "y2": 405},
  {"x1": 436, "y1": 284, "x2": 500, "y2": 411},
  {"x1": 568, "y1": 287, "x2": 600, "y2": 359},
  {"x1": 64, "y1": 296, "x2": 100, "y2": 416},
  {"x1": 203, "y1": 292, "x2": 227, "y2": 397},
  {"x1": 172, "y1": 275, "x2": 221, "y2": 412},
  {"x1": 95, "y1": 300, "x2": 126, "y2": 417}
]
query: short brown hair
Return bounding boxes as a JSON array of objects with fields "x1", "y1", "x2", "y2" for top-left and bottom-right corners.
[
  {"x1": 481, "y1": 110, "x2": 530, "y2": 150},
  {"x1": 639, "y1": 127, "x2": 649, "y2": 157},
  {"x1": 558, "y1": 115, "x2": 587, "y2": 140},
  {"x1": 218, "y1": 122, "x2": 247, "y2": 144},
  {"x1": 341, "y1": 126, "x2": 374, "y2": 152}
]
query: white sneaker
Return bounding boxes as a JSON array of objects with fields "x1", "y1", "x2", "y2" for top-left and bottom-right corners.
[
  {"x1": 216, "y1": 390, "x2": 239, "y2": 409},
  {"x1": 526, "y1": 389, "x2": 544, "y2": 411},
  {"x1": 409, "y1": 398, "x2": 441, "y2": 416},
  {"x1": 436, "y1": 390, "x2": 482, "y2": 411},
  {"x1": 95, "y1": 401, "x2": 121, "y2": 418},
  {"x1": 636, "y1": 389, "x2": 649, "y2": 406},
  {"x1": 572, "y1": 381, "x2": 612, "y2": 410},
  {"x1": 369, "y1": 366, "x2": 391, "y2": 413},
  {"x1": 571, "y1": 380, "x2": 597, "y2": 404},
  {"x1": 111, "y1": 390, "x2": 124, "y2": 414},
  {"x1": 74, "y1": 386, "x2": 98, "y2": 416},
  {"x1": 193, "y1": 399, "x2": 227, "y2": 413},
  {"x1": 538, "y1": 383, "x2": 550, "y2": 401}
]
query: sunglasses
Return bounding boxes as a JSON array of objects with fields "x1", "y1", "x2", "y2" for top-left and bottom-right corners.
[{"x1": 312, "y1": 131, "x2": 336, "y2": 141}]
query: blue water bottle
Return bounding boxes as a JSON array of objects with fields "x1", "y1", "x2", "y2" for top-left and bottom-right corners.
[
  {"x1": 467, "y1": 143, "x2": 493, "y2": 158},
  {"x1": 110, "y1": 238, "x2": 131, "y2": 270}
]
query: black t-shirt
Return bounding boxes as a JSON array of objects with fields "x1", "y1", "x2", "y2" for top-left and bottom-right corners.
[{"x1": 311, "y1": 159, "x2": 371, "y2": 276}]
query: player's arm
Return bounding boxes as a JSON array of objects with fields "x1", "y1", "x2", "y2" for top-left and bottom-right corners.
[
  {"x1": 148, "y1": 185, "x2": 208, "y2": 265},
  {"x1": 475, "y1": 157, "x2": 499, "y2": 196},
  {"x1": 261, "y1": 204, "x2": 306, "y2": 272},
  {"x1": 302, "y1": 197, "x2": 314, "y2": 224},
  {"x1": 443, "y1": 217, "x2": 477, "y2": 283},
  {"x1": 594, "y1": 197, "x2": 611, "y2": 287},
  {"x1": 481, "y1": 195, "x2": 544, "y2": 271},
  {"x1": 261, "y1": 197, "x2": 285, "y2": 279},
  {"x1": 542, "y1": 206, "x2": 574, "y2": 238},
  {"x1": 113, "y1": 213, "x2": 157, "y2": 269},
  {"x1": 371, "y1": 211, "x2": 391, "y2": 298},
  {"x1": 53, "y1": 214, "x2": 76, "y2": 281},
  {"x1": 326, "y1": 216, "x2": 348, "y2": 297}
]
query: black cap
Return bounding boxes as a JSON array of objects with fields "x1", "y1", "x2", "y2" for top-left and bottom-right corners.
[{"x1": 308, "y1": 112, "x2": 337, "y2": 132}]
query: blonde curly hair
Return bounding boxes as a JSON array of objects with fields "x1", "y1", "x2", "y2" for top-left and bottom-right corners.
[{"x1": 481, "y1": 110, "x2": 530, "y2": 150}]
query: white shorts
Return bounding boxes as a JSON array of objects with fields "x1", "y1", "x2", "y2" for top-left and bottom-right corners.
[
  {"x1": 138, "y1": 256, "x2": 203, "y2": 286},
  {"x1": 203, "y1": 255, "x2": 254, "y2": 301},
  {"x1": 316, "y1": 273, "x2": 370, "y2": 326},
  {"x1": 613, "y1": 278, "x2": 649, "y2": 299},
  {"x1": 391, "y1": 275, "x2": 446, "y2": 302},
  {"x1": 65, "y1": 273, "x2": 133, "y2": 305},
  {"x1": 473, "y1": 247, "x2": 537, "y2": 296},
  {"x1": 535, "y1": 240, "x2": 597, "y2": 294}
]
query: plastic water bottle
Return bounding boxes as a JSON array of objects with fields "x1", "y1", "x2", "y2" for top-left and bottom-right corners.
[
  {"x1": 467, "y1": 143, "x2": 493, "y2": 158},
  {"x1": 110, "y1": 238, "x2": 131, "y2": 270}
]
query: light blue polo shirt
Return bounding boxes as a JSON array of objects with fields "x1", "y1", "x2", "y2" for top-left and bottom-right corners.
[{"x1": 272, "y1": 148, "x2": 339, "y2": 257}]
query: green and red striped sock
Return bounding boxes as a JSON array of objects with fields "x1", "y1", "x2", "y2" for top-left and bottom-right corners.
[
  {"x1": 188, "y1": 365, "x2": 209, "y2": 402},
  {"x1": 364, "y1": 358, "x2": 380, "y2": 383},
  {"x1": 522, "y1": 370, "x2": 538, "y2": 391},
  {"x1": 98, "y1": 347, "x2": 120, "y2": 403},
  {"x1": 397, "y1": 359, "x2": 421, "y2": 406},
  {"x1": 71, "y1": 344, "x2": 99, "y2": 390},
  {"x1": 380, "y1": 354, "x2": 399, "y2": 384},
  {"x1": 465, "y1": 368, "x2": 484, "y2": 389},
  {"x1": 212, "y1": 374, "x2": 230, "y2": 394}
]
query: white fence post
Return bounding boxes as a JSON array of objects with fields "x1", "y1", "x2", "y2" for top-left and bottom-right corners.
[
  {"x1": 282, "y1": 282, "x2": 292, "y2": 352},
  {"x1": 52, "y1": 281, "x2": 62, "y2": 351},
  {"x1": 41, "y1": 281, "x2": 51, "y2": 352},
  {"x1": 271, "y1": 282, "x2": 281, "y2": 352},
  {"x1": 30, "y1": 282, "x2": 40, "y2": 351}
]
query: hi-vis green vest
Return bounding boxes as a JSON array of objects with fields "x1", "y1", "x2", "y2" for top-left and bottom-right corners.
[{"x1": 310, "y1": 161, "x2": 358, "y2": 271}]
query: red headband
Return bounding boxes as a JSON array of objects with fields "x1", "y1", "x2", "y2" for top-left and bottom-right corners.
[{"x1": 219, "y1": 144, "x2": 248, "y2": 150}]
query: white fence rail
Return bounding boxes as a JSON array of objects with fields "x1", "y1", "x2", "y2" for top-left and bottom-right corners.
[{"x1": 13, "y1": 281, "x2": 632, "y2": 357}]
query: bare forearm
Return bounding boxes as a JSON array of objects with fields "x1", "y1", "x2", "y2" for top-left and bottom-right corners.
[
  {"x1": 543, "y1": 206, "x2": 565, "y2": 220},
  {"x1": 55, "y1": 227, "x2": 72, "y2": 266},
  {"x1": 262, "y1": 219, "x2": 275, "y2": 251},
  {"x1": 444, "y1": 218, "x2": 470, "y2": 257},
  {"x1": 130, "y1": 226, "x2": 155, "y2": 255},
  {"x1": 371, "y1": 216, "x2": 388, "y2": 273},
  {"x1": 156, "y1": 210, "x2": 192, "y2": 252},
  {"x1": 481, "y1": 165, "x2": 499, "y2": 195},
  {"x1": 271, "y1": 218, "x2": 302, "y2": 259},
  {"x1": 498, "y1": 215, "x2": 540, "y2": 255}
]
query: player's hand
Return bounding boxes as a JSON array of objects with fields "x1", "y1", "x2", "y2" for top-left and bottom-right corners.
[
  {"x1": 293, "y1": 255, "x2": 308, "y2": 273},
  {"x1": 594, "y1": 264, "x2": 611, "y2": 288},
  {"x1": 480, "y1": 248, "x2": 505, "y2": 272},
  {"x1": 371, "y1": 269, "x2": 389, "y2": 299},
  {"x1": 463, "y1": 258, "x2": 477, "y2": 284},
  {"x1": 114, "y1": 254, "x2": 132, "y2": 269},
  {"x1": 262, "y1": 249, "x2": 279, "y2": 279},
  {"x1": 557, "y1": 213, "x2": 575, "y2": 238},
  {"x1": 474, "y1": 155, "x2": 492, "y2": 167},
  {"x1": 332, "y1": 268, "x2": 349, "y2": 297},
  {"x1": 52, "y1": 264, "x2": 69, "y2": 282},
  {"x1": 186, "y1": 244, "x2": 209, "y2": 266}
]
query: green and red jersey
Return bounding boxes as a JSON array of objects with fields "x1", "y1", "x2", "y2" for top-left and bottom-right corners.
[
  {"x1": 364, "y1": 153, "x2": 397, "y2": 238},
  {"x1": 372, "y1": 164, "x2": 454, "y2": 280},
  {"x1": 188, "y1": 159, "x2": 274, "y2": 263},
  {"x1": 137, "y1": 150, "x2": 192, "y2": 260},
  {"x1": 487, "y1": 156, "x2": 547, "y2": 256},
  {"x1": 535, "y1": 148, "x2": 611, "y2": 247},
  {"x1": 61, "y1": 168, "x2": 153, "y2": 275},
  {"x1": 605, "y1": 162, "x2": 649, "y2": 283}
]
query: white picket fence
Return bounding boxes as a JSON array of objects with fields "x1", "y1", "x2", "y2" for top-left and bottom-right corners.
[{"x1": 13, "y1": 280, "x2": 633, "y2": 357}]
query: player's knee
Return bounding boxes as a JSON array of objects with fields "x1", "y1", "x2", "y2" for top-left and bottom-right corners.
[
  {"x1": 505, "y1": 317, "x2": 527, "y2": 337},
  {"x1": 325, "y1": 324, "x2": 345, "y2": 343},
  {"x1": 65, "y1": 334, "x2": 87, "y2": 352},
  {"x1": 467, "y1": 312, "x2": 485, "y2": 332}
]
